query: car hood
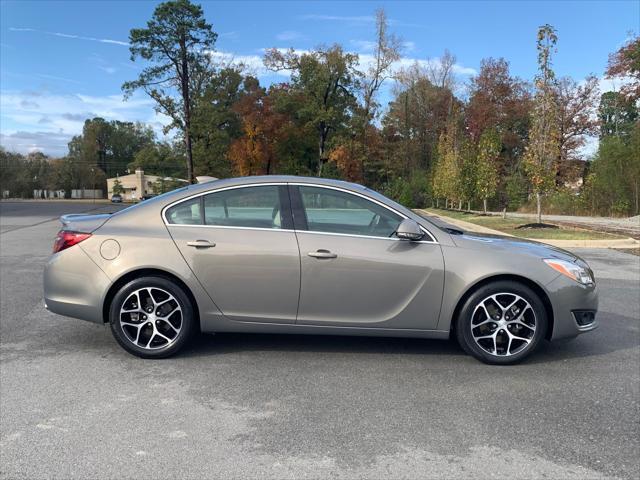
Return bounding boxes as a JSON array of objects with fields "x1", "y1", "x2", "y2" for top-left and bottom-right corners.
[{"x1": 451, "y1": 231, "x2": 581, "y2": 263}]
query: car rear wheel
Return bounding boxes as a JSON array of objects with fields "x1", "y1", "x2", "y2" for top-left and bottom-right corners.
[
  {"x1": 455, "y1": 281, "x2": 548, "y2": 365},
  {"x1": 109, "y1": 276, "x2": 195, "y2": 358}
]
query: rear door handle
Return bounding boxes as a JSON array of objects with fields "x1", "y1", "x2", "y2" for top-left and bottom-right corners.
[
  {"x1": 308, "y1": 249, "x2": 337, "y2": 259},
  {"x1": 186, "y1": 240, "x2": 216, "y2": 248}
]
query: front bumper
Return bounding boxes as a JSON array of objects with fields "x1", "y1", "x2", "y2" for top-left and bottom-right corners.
[
  {"x1": 546, "y1": 274, "x2": 599, "y2": 340},
  {"x1": 43, "y1": 246, "x2": 111, "y2": 324}
]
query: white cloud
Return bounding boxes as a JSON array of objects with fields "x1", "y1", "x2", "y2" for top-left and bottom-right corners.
[
  {"x1": 208, "y1": 48, "x2": 476, "y2": 81},
  {"x1": 299, "y1": 14, "x2": 423, "y2": 28},
  {"x1": 350, "y1": 40, "x2": 377, "y2": 52},
  {"x1": 37, "y1": 73, "x2": 83, "y2": 85},
  {"x1": 88, "y1": 53, "x2": 118, "y2": 75},
  {"x1": 9, "y1": 27, "x2": 129, "y2": 46},
  {"x1": 351, "y1": 39, "x2": 418, "y2": 55},
  {"x1": 206, "y1": 50, "x2": 277, "y2": 77},
  {"x1": 597, "y1": 75, "x2": 634, "y2": 93},
  {"x1": 0, "y1": 90, "x2": 169, "y2": 156},
  {"x1": 97, "y1": 66, "x2": 117, "y2": 74},
  {"x1": 300, "y1": 14, "x2": 375, "y2": 24},
  {"x1": 0, "y1": 131, "x2": 73, "y2": 157},
  {"x1": 276, "y1": 31, "x2": 304, "y2": 42},
  {"x1": 218, "y1": 31, "x2": 239, "y2": 40},
  {"x1": 402, "y1": 41, "x2": 417, "y2": 53}
]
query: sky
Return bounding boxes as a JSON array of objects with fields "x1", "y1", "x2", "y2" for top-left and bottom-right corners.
[{"x1": 1, "y1": 0, "x2": 638, "y2": 157}]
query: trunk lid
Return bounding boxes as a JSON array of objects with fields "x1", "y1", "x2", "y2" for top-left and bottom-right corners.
[{"x1": 60, "y1": 213, "x2": 112, "y2": 233}]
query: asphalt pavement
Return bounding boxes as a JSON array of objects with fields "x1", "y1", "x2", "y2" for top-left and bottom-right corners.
[{"x1": 1, "y1": 201, "x2": 638, "y2": 479}]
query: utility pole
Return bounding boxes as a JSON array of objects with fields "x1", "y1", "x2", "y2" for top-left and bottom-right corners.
[{"x1": 91, "y1": 167, "x2": 95, "y2": 204}]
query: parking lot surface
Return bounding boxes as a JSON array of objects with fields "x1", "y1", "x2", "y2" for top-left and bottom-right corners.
[{"x1": 1, "y1": 201, "x2": 638, "y2": 479}]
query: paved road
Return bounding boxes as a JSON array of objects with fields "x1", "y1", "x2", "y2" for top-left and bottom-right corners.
[{"x1": 1, "y1": 202, "x2": 639, "y2": 479}]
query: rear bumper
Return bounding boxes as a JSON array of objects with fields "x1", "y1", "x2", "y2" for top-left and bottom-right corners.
[
  {"x1": 546, "y1": 275, "x2": 599, "y2": 340},
  {"x1": 43, "y1": 246, "x2": 111, "y2": 324}
]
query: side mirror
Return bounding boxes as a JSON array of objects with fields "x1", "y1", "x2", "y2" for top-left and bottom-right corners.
[{"x1": 396, "y1": 219, "x2": 424, "y2": 241}]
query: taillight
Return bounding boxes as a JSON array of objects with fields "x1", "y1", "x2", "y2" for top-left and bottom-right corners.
[{"x1": 53, "y1": 230, "x2": 91, "y2": 253}]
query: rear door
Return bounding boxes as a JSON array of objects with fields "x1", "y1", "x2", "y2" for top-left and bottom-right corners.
[
  {"x1": 165, "y1": 184, "x2": 300, "y2": 324},
  {"x1": 291, "y1": 184, "x2": 444, "y2": 330}
]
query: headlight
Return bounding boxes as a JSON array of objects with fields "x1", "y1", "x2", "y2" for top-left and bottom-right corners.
[{"x1": 544, "y1": 259, "x2": 594, "y2": 286}]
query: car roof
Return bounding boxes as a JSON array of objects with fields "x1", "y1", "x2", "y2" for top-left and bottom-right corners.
[
  {"x1": 112, "y1": 174, "x2": 449, "y2": 243},
  {"x1": 186, "y1": 175, "x2": 369, "y2": 194}
]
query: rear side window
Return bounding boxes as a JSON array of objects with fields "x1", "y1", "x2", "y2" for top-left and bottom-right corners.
[
  {"x1": 203, "y1": 185, "x2": 284, "y2": 229},
  {"x1": 165, "y1": 197, "x2": 202, "y2": 225}
]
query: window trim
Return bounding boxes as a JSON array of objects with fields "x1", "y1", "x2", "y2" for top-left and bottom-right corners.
[
  {"x1": 162, "y1": 183, "x2": 294, "y2": 232},
  {"x1": 161, "y1": 182, "x2": 437, "y2": 243},
  {"x1": 290, "y1": 183, "x2": 436, "y2": 243}
]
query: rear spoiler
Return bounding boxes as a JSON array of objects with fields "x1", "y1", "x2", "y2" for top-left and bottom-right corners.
[{"x1": 59, "y1": 213, "x2": 112, "y2": 233}]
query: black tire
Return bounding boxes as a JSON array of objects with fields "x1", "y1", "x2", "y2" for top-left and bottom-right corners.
[
  {"x1": 109, "y1": 276, "x2": 195, "y2": 359},
  {"x1": 455, "y1": 280, "x2": 548, "y2": 365}
]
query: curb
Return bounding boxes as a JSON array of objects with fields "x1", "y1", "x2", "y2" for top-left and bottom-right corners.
[{"x1": 416, "y1": 209, "x2": 640, "y2": 249}]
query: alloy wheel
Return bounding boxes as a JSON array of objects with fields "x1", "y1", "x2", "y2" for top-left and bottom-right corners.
[
  {"x1": 119, "y1": 287, "x2": 183, "y2": 350},
  {"x1": 470, "y1": 292, "x2": 537, "y2": 357}
]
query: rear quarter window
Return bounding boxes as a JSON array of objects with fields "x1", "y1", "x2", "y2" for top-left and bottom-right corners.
[{"x1": 165, "y1": 197, "x2": 202, "y2": 225}]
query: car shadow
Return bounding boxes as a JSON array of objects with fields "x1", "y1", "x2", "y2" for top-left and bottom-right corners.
[
  {"x1": 180, "y1": 332, "x2": 466, "y2": 359},
  {"x1": 178, "y1": 311, "x2": 638, "y2": 365}
]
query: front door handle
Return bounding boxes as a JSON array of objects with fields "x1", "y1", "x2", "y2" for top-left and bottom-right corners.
[
  {"x1": 308, "y1": 249, "x2": 337, "y2": 259},
  {"x1": 186, "y1": 239, "x2": 216, "y2": 248}
]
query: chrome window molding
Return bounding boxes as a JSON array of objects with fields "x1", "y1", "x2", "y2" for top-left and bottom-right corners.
[
  {"x1": 162, "y1": 181, "x2": 438, "y2": 244},
  {"x1": 166, "y1": 223, "x2": 295, "y2": 233},
  {"x1": 296, "y1": 229, "x2": 438, "y2": 244}
]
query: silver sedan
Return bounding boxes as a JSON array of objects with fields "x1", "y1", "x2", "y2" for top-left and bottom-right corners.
[{"x1": 43, "y1": 176, "x2": 598, "y2": 364}]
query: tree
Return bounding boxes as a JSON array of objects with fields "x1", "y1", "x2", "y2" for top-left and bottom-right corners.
[
  {"x1": 108, "y1": 121, "x2": 156, "y2": 176},
  {"x1": 67, "y1": 118, "x2": 155, "y2": 180},
  {"x1": 264, "y1": 45, "x2": 359, "y2": 175},
  {"x1": 67, "y1": 117, "x2": 111, "y2": 173},
  {"x1": 384, "y1": 66, "x2": 457, "y2": 175},
  {"x1": 523, "y1": 24, "x2": 560, "y2": 223},
  {"x1": 130, "y1": 142, "x2": 185, "y2": 178},
  {"x1": 606, "y1": 35, "x2": 640, "y2": 102},
  {"x1": 123, "y1": 0, "x2": 218, "y2": 184},
  {"x1": 586, "y1": 124, "x2": 640, "y2": 215},
  {"x1": 426, "y1": 49, "x2": 458, "y2": 91},
  {"x1": 459, "y1": 139, "x2": 477, "y2": 211},
  {"x1": 358, "y1": 9, "x2": 401, "y2": 180},
  {"x1": 466, "y1": 59, "x2": 531, "y2": 164},
  {"x1": 190, "y1": 67, "x2": 254, "y2": 177},
  {"x1": 432, "y1": 110, "x2": 464, "y2": 208},
  {"x1": 555, "y1": 75, "x2": 600, "y2": 164},
  {"x1": 475, "y1": 129, "x2": 501, "y2": 212},
  {"x1": 598, "y1": 90, "x2": 638, "y2": 139},
  {"x1": 228, "y1": 82, "x2": 288, "y2": 176},
  {"x1": 329, "y1": 137, "x2": 363, "y2": 182},
  {"x1": 112, "y1": 178, "x2": 124, "y2": 195}
]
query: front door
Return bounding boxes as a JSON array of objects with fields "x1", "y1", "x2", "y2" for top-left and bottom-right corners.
[
  {"x1": 166, "y1": 184, "x2": 300, "y2": 324},
  {"x1": 292, "y1": 185, "x2": 444, "y2": 330}
]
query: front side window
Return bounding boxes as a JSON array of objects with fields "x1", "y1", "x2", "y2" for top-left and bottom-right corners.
[
  {"x1": 203, "y1": 185, "x2": 284, "y2": 229},
  {"x1": 299, "y1": 186, "x2": 402, "y2": 237}
]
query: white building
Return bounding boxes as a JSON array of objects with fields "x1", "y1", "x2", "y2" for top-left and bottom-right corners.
[{"x1": 106, "y1": 168, "x2": 187, "y2": 201}]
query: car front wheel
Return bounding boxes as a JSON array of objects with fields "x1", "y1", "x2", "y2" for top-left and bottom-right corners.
[
  {"x1": 455, "y1": 281, "x2": 548, "y2": 365},
  {"x1": 109, "y1": 276, "x2": 195, "y2": 358}
]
